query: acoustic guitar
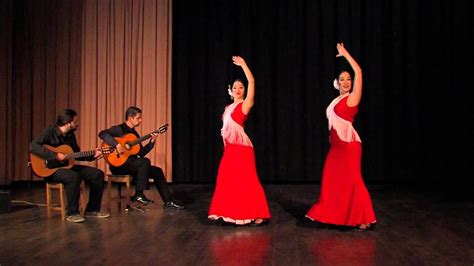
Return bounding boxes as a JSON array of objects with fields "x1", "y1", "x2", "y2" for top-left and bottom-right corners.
[
  {"x1": 102, "y1": 124, "x2": 168, "y2": 167},
  {"x1": 29, "y1": 144, "x2": 113, "y2": 177}
]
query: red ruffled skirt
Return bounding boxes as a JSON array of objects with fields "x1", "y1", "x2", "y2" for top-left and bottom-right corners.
[
  {"x1": 208, "y1": 144, "x2": 271, "y2": 224},
  {"x1": 306, "y1": 131, "x2": 376, "y2": 226}
]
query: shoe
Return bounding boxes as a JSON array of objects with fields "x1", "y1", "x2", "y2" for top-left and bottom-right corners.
[
  {"x1": 132, "y1": 195, "x2": 154, "y2": 205},
  {"x1": 84, "y1": 211, "x2": 111, "y2": 218},
  {"x1": 66, "y1": 214, "x2": 85, "y2": 223},
  {"x1": 249, "y1": 219, "x2": 269, "y2": 227},
  {"x1": 353, "y1": 223, "x2": 376, "y2": 232},
  {"x1": 164, "y1": 201, "x2": 184, "y2": 210},
  {"x1": 211, "y1": 218, "x2": 233, "y2": 226}
]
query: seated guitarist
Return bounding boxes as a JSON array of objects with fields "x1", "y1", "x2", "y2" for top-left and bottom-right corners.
[
  {"x1": 29, "y1": 108, "x2": 110, "y2": 223},
  {"x1": 98, "y1": 106, "x2": 184, "y2": 209}
]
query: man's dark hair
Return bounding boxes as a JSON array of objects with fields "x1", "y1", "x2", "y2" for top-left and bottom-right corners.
[
  {"x1": 125, "y1": 106, "x2": 142, "y2": 120},
  {"x1": 56, "y1": 108, "x2": 77, "y2": 126}
]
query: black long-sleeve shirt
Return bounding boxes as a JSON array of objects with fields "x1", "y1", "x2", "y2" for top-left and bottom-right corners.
[
  {"x1": 29, "y1": 125, "x2": 95, "y2": 161},
  {"x1": 98, "y1": 123, "x2": 155, "y2": 158}
]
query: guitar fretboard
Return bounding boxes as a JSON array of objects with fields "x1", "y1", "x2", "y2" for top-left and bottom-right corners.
[
  {"x1": 128, "y1": 125, "x2": 168, "y2": 148},
  {"x1": 129, "y1": 130, "x2": 159, "y2": 147},
  {"x1": 65, "y1": 150, "x2": 96, "y2": 160}
]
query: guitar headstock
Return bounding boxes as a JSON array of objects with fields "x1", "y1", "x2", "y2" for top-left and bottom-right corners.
[{"x1": 157, "y1": 124, "x2": 169, "y2": 134}]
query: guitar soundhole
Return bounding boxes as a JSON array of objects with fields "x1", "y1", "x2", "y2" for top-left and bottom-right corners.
[{"x1": 45, "y1": 159, "x2": 68, "y2": 169}]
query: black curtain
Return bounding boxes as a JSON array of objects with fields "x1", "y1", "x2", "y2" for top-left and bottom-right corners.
[{"x1": 172, "y1": 0, "x2": 474, "y2": 184}]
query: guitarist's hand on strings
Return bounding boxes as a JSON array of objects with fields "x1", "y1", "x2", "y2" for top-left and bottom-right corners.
[
  {"x1": 150, "y1": 132, "x2": 159, "y2": 144},
  {"x1": 55, "y1": 152, "x2": 67, "y2": 161},
  {"x1": 115, "y1": 143, "x2": 126, "y2": 154}
]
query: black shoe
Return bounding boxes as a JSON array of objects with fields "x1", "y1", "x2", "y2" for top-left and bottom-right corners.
[
  {"x1": 164, "y1": 201, "x2": 184, "y2": 210},
  {"x1": 210, "y1": 218, "x2": 233, "y2": 226},
  {"x1": 132, "y1": 195, "x2": 154, "y2": 205}
]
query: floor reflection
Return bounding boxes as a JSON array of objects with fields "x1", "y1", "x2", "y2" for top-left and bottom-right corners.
[
  {"x1": 210, "y1": 230, "x2": 271, "y2": 266},
  {"x1": 309, "y1": 234, "x2": 376, "y2": 266}
]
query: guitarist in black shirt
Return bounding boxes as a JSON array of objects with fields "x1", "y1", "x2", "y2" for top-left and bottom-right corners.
[
  {"x1": 29, "y1": 108, "x2": 110, "y2": 223},
  {"x1": 99, "y1": 106, "x2": 184, "y2": 210}
]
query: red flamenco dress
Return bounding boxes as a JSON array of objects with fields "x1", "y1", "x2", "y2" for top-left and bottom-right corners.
[
  {"x1": 208, "y1": 101, "x2": 271, "y2": 225},
  {"x1": 306, "y1": 95, "x2": 376, "y2": 226}
]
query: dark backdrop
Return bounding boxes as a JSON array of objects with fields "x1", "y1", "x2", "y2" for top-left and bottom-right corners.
[{"x1": 172, "y1": 0, "x2": 474, "y2": 184}]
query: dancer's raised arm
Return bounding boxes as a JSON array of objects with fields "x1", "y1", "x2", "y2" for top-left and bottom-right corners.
[
  {"x1": 336, "y1": 43, "x2": 362, "y2": 107},
  {"x1": 232, "y1": 56, "x2": 255, "y2": 114}
]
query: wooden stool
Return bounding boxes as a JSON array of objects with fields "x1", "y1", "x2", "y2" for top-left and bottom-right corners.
[
  {"x1": 45, "y1": 181, "x2": 85, "y2": 220},
  {"x1": 106, "y1": 174, "x2": 132, "y2": 211}
]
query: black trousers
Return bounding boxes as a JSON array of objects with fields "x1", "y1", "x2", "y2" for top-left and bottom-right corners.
[
  {"x1": 109, "y1": 157, "x2": 172, "y2": 202},
  {"x1": 47, "y1": 165, "x2": 104, "y2": 215}
]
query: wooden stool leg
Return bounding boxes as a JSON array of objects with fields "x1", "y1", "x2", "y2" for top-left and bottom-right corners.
[
  {"x1": 46, "y1": 183, "x2": 52, "y2": 218},
  {"x1": 125, "y1": 178, "x2": 131, "y2": 210},
  {"x1": 59, "y1": 184, "x2": 66, "y2": 220},
  {"x1": 107, "y1": 178, "x2": 112, "y2": 212}
]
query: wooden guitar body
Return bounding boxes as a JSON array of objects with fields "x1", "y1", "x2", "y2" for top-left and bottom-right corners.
[
  {"x1": 102, "y1": 134, "x2": 140, "y2": 167},
  {"x1": 29, "y1": 144, "x2": 75, "y2": 177}
]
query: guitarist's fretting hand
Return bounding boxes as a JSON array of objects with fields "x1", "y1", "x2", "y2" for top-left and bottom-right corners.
[
  {"x1": 93, "y1": 148, "x2": 103, "y2": 159},
  {"x1": 150, "y1": 132, "x2": 159, "y2": 144}
]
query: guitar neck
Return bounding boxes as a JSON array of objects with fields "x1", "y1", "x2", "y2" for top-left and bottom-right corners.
[
  {"x1": 65, "y1": 150, "x2": 95, "y2": 160},
  {"x1": 129, "y1": 130, "x2": 160, "y2": 147}
]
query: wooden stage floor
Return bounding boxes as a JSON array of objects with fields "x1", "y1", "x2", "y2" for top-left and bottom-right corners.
[{"x1": 0, "y1": 183, "x2": 472, "y2": 265}]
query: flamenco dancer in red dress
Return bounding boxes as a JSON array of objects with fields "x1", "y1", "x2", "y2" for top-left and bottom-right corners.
[
  {"x1": 208, "y1": 56, "x2": 271, "y2": 226},
  {"x1": 306, "y1": 43, "x2": 376, "y2": 231}
]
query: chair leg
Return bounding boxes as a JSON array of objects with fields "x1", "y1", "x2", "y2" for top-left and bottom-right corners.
[
  {"x1": 107, "y1": 178, "x2": 112, "y2": 212},
  {"x1": 125, "y1": 179, "x2": 131, "y2": 210},
  {"x1": 59, "y1": 184, "x2": 66, "y2": 220},
  {"x1": 46, "y1": 183, "x2": 52, "y2": 218},
  {"x1": 45, "y1": 183, "x2": 76, "y2": 220}
]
